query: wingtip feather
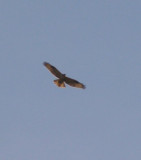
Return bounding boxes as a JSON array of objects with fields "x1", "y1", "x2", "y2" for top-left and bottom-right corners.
[{"x1": 43, "y1": 62, "x2": 48, "y2": 66}]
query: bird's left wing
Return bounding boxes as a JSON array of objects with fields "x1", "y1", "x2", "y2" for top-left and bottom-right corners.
[{"x1": 64, "y1": 77, "x2": 85, "y2": 89}]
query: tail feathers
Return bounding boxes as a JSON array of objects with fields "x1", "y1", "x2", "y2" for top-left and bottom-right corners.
[{"x1": 54, "y1": 79, "x2": 65, "y2": 88}]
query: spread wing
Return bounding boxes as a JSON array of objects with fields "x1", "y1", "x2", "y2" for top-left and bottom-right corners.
[
  {"x1": 43, "y1": 62, "x2": 63, "y2": 78},
  {"x1": 64, "y1": 77, "x2": 85, "y2": 89}
]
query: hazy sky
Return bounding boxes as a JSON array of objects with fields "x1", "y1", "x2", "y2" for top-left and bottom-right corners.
[{"x1": 0, "y1": 1, "x2": 141, "y2": 160}]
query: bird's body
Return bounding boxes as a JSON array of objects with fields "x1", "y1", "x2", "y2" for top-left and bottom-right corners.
[{"x1": 43, "y1": 62, "x2": 85, "y2": 89}]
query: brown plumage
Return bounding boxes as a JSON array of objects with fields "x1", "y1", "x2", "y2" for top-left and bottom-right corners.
[{"x1": 43, "y1": 62, "x2": 85, "y2": 89}]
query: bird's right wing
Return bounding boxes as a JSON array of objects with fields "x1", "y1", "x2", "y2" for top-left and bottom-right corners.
[{"x1": 43, "y1": 62, "x2": 63, "y2": 78}]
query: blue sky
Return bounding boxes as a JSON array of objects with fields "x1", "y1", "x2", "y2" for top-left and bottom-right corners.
[{"x1": 0, "y1": 0, "x2": 141, "y2": 159}]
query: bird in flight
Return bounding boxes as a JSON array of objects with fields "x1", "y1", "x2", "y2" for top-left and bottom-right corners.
[{"x1": 43, "y1": 62, "x2": 85, "y2": 89}]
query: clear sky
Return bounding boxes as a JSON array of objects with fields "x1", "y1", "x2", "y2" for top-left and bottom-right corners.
[{"x1": 0, "y1": 0, "x2": 141, "y2": 160}]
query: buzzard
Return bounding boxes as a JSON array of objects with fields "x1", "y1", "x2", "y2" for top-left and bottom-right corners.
[{"x1": 43, "y1": 62, "x2": 85, "y2": 89}]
